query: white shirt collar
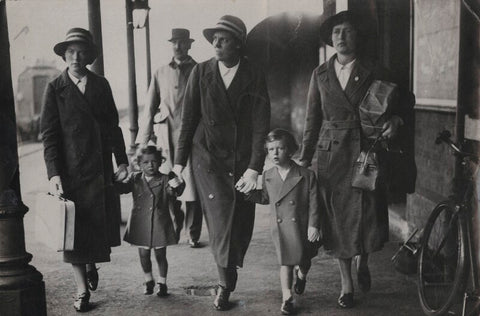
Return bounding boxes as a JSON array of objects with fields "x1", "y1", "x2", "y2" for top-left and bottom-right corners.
[
  {"x1": 334, "y1": 58, "x2": 356, "y2": 91},
  {"x1": 68, "y1": 71, "x2": 88, "y2": 94},
  {"x1": 334, "y1": 57, "x2": 356, "y2": 71},
  {"x1": 218, "y1": 61, "x2": 240, "y2": 89}
]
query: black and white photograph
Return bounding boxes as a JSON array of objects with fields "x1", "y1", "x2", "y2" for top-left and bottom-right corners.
[{"x1": 1, "y1": 0, "x2": 479, "y2": 315}]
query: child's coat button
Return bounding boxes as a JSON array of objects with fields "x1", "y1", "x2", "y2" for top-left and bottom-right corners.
[
  {"x1": 291, "y1": 218, "x2": 296, "y2": 222},
  {"x1": 277, "y1": 218, "x2": 282, "y2": 223},
  {"x1": 275, "y1": 202, "x2": 280, "y2": 206},
  {"x1": 289, "y1": 201, "x2": 295, "y2": 205},
  {"x1": 208, "y1": 194, "x2": 215, "y2": 199}
]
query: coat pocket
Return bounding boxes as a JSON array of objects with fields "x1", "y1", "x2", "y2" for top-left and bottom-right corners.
[{"x1": 316, "y1": 139, "x2": 332, "y2": 171}]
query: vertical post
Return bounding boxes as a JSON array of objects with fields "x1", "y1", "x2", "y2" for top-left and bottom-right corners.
[
  {"x1": 145, "y1": 13, "x2": 151, "y2": 87},
  {"x1": 456, "y1": 0, "x2": 480, "y2": 286},
  {"x1": 0, "y1": 1, "x2": 46, "y2": 315},
  {"x1": 88, "y1": 0, "x2": 104, "y2": 75},
  {"x1": 125, "y1": 0, "x2": 138, "y2": 155}
]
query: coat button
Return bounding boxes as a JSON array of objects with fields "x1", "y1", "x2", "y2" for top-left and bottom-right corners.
[
  {"x1": 149, "y1": 207, "x2": 153, "y2": 210},
  {"x1": 291, "y1": 218, "x2": 296, "y2": 222},
  {"x1": 289, "y1": 201, "x2": 295, "y2": 205},
  {"x1": 277, "y1": 218, "x2": 282, "y2": 223},
  {"x1": 228, "y1": 172, "x2": 234, "y2": 177},
  {"x1": 333, "y1": 140, "x2": 339, "y2": 145},
  {"x1": 275, "y1": 202, "x2": 280, "y2": 206},
  {"x1": 208, "y1": 193, "x2": 215, "y2": 199}
]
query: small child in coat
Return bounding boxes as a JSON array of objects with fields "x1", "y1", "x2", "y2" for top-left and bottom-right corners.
[
  {"x1": 243, "y1": 129, "x2": 322, "y2": 315},
  {"x1": 116, "y1": 146, "x2": 184, "y2": 297}
]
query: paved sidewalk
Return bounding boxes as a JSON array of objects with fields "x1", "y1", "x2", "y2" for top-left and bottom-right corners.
[{"x1": 19, "y1": 143, "x2": 425, "y2": 316}]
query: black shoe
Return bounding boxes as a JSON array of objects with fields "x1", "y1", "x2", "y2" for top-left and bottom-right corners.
[
  {"x1": 294, "y1": 269, "x2": 306, "y2": 295},
  {"x1": 73, "y1": 291, "x2": 90, "y2": 312},
  {"x1": 213, "y1": 285, "x2": 231, "y2": 311},
  {"x1": 188, "y1": 239, "x2": 201, "y2": 248},
  {"x1": 86, "y1": 268, "x2": 99, "y2": 291},
  {"x1": 281, "y1": 297, "x2": 295, "y2": 315},
  {"x1": 157, "y1": 283, "x2": 168, "y2": 297},
  {"x1": 337, "y1": 293, "x2": 354, "y2": 309},
  {"x1": 144, "y1": 280, "x2": 155, "y2": 295}
]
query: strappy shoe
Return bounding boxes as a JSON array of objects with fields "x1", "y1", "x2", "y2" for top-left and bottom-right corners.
[
  {"x1": 73, "y1": 291, "x2": 90, "y2": 312},
  {"x1": 86, "y1": 268, "x2": 99, "y2": 291},
  {"x1": 281, "y1": 297, "x2": 295, "y2": 315},
  {"x1": 293, "y1": 268, "x2": 306, "y2": 295},
  {"x1": 337, "y1": 293, "x2": 354, "y2": 309}
]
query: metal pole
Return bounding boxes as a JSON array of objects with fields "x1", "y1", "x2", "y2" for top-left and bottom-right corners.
[
  {"x1": 456, "y1": 0, "x2": 480, "y2": 287},
  {"x1": 145, "y1": 13, "x2": 151, "y2": 87},
  {"x1": 88, "y1": 0, "x2": 104, "y2": 75},
  {"x1": 0, "y1": 1, "x2": 46, "y2": 314},
  {"x1": 125, "y1": 0, "x2": 138, "y2": 155}
]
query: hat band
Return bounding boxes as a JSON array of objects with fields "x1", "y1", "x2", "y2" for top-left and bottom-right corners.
[
  {"x1": 65, "y1": 32, "x2": 92, "y2": 43},
  {"x1": 216, "y1": 20, "x2": 245, "y2": 39}
]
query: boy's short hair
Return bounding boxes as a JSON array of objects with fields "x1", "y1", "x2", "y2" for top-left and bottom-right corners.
[
  {"x1": 137, "y1": 145, "x2": 166, "y2": 163},
  {"x1": 265, "y1": 128, "x2": 299, "y2": 155}
]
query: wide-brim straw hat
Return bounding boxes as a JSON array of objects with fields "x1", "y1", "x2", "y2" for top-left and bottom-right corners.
[
  {"x1": 168, "y1": 28, "x2": 194, "y2": 42},
  {"x1": 53, "y1": 28, "x2": 97, "y2": 64},
  {"x1": 319, "y1": 10, "x2": 364, "y2": 47},
  {"x1": 203, "y1": 15, "x2": 247, "y2": 44}
]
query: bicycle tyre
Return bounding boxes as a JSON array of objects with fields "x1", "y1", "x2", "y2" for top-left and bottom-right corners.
[{"x1": 417, "y1": 201, "x2": 468, "y2": 315}]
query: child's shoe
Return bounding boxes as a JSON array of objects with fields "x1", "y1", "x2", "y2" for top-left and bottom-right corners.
[
  {"x1": 157, "y1": 283, "x2": 168, "y2": 297},
  {"x1": 73, "y1": 291, "x2": 90, "y2": 312},
  {"x1": 144, "y1": 280, "x2": 155, "y2": 295},
  {"x1": 280, "y1": 297, "x2": 294, "y2": 315}
]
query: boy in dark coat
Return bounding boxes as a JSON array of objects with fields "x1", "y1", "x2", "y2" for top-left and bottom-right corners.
[{"x1": 116, "y1": 146, "x2": 184, "y2": 296}]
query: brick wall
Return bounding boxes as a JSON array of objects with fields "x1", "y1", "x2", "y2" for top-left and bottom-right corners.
[{"x1": 406, "y1": 108, "x2": 456, "y2": 239}]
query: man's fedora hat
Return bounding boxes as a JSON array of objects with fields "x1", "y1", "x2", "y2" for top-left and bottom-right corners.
[
  {"x1": 54, "y1": 28, "x2": 97, "y2": 64},
  {"x1": 168, "y1": 28, "x2": 194, "y2": 42},
  {"x1": 203, "y1": 15, "x2": 247, "y2": 44},
  {"x1": 319, "y1": 10, "x2": 363, "y2": 47}
]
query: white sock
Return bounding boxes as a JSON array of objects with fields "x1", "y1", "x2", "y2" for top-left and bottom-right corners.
[
  {"x1": 158, "y1": 276, "x2": 167, "y2": 284},
  {"x1": 297, "y1": 270, "x2": 306, "y2": 280},
  {"x1": 144, "y1": 272, "x2": 154, "y2": 282},
  {"x1": 282, "y1": 288, "x2": 292, "y2": 302}
]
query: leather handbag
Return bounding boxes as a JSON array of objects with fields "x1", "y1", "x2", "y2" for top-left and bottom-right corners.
[{"x1": 351, "y1": 137, "x2": 381, "y2": 191}]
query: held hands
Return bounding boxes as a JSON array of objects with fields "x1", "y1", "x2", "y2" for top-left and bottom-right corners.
[
  {"x1": 307, "y1": 226, "x2": 321, "y2": 242},
  {"x1": 114, "y1": 164, "x2": 128, "y2": 182},
  {"x1": 381, "y1": 115, "x2": 403, "y2": 139},
  {"x1": 235, "y1": 168, "x2": 258, "y2": 194},
  {"x1": 298, "y1": 160, "x2": 311, "y2": 168},
  {"x1": 49, "y1": 175, "x2": 64, "y2": 196}
]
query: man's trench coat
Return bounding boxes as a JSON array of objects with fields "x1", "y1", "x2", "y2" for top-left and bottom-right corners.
[
  {"x1": 175, "y1": 57, "x2": 271, "y2": 268},
  {"x1": 41, "y1": 69, "x2": 128, "y2": 263},
  {"x1": 300, "y1": 55, "x2": 415, "y2": 259}
]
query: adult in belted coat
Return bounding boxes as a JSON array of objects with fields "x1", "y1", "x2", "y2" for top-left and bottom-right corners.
[
  {"x1": 173, "y1": 15, "x2": 270, "y2": 311},
  {"x1": 299, "y1": 11, "x2": 415, "y2": 308},
  {"x1": 41, "y1": 28, "x2": 128, "y2": 312}
]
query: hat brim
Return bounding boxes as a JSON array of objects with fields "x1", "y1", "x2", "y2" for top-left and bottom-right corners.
[
  {"x1": 203, "y1": 26, "x2": 243, "y2": 44},
  {"x1": 168, "y1": 38, "x2": 195, "y2": 43},
  {"x1": 53, "y1": 40, "x2": 98, "y2": 64},
  {"x1": 319, "y1": 11, "x2": 363, "y2": 47}
]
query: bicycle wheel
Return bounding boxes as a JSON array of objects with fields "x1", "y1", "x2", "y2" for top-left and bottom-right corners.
[{"x1": 417, "y1": 201, "x2": 468, "y2": 315}]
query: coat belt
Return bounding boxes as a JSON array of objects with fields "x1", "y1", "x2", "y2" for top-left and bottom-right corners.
[{"x1": 322, "y1": 120, "x2": 360, "y2": 130}]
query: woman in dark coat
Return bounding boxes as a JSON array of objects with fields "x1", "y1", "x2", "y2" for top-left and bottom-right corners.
[
  {"x1": 41, "y1": 28, "x2": 128, "y2": 312},
  {"x1": 299, "y1": 11, "x2": 414, "y2": 308},
  {"x1": 173, "y1": 15, "x2": 271, "y2": 311}
]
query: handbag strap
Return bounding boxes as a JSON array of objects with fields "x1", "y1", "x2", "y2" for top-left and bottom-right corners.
[{"x1": 361, "y1": 135, "x2": 382, "y2": 171}]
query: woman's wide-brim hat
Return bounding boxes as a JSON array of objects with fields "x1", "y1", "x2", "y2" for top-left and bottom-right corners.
[
  {"x1": 203, "y1": 15, "x2": 247, "y2": 44},
  {"x1": 319, "y1": 10, "x2": 364, "y2": 47},
  {"x1": 53, "y1": 28, "x2": 98, "y2": 64}
]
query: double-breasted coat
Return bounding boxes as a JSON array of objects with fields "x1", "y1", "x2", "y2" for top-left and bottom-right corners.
[
  {"x1": 247, "y1": 163, "x2": 321, "y2": 265},
  {"x1": 137, "y1": 57, "x2": 198, "y2": 201},
  {"x1": 116, "y1": 172, "x2": 183, "y2": 248},
  {"x1": 300, "y1": 56, "x2": 413, "y2": 259},
  {"x1": 175, "y1": 57, "x2": 271, "y2": 268},
  {"x1": 41, "y1": 69, "x2": 128, "y2": 264}
]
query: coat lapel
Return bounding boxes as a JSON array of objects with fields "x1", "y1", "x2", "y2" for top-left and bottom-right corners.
[
  {"x1": 325, "y1": 57, "x2": 354, "y2": 108},
  {"x1": 227, "y1": 59, "x2": 253, "y2": 118},
  {"x1": 344, "y1": 60, "x2": 372, "y2": 106},
  {"x1": 276, "y1": 164, "x2": 303, "y2": 202},
  {"x1": 202, "y1": 58, "x2": 235, "y2": 119},
  {"x1": 57, "y1": 70, "x2": 95, "y2": 118}
]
